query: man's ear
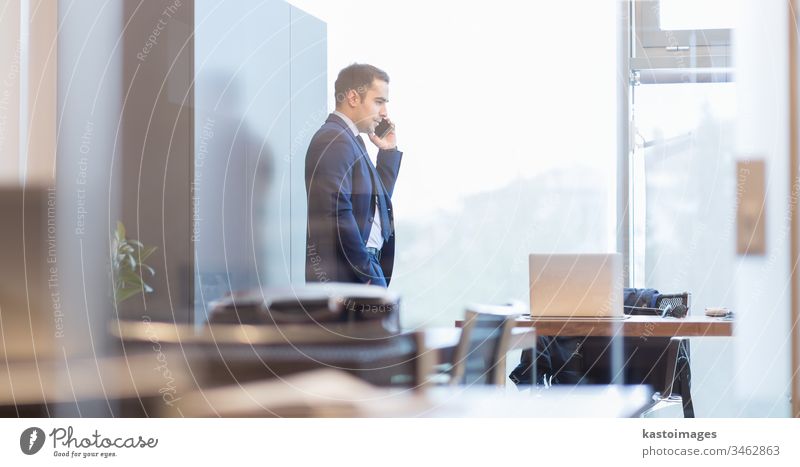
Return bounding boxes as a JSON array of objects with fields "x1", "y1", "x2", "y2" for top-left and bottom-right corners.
[{"x1": 346, "y1": 89, "x2": 360, "y2": 107}]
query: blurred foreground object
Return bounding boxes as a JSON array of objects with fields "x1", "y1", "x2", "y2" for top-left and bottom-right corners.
[{"x1": 208, "y1": 282, "x2": 400, "y2": 335}]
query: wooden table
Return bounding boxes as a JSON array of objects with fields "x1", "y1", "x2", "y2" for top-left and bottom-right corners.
[{"x1": 457, "y1": 315, "x2": 732, "y2": 337}]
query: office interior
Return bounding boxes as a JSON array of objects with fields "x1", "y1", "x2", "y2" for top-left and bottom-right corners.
[{"x1": 0, "y1": 0, "x2": 798, "y2": 418}]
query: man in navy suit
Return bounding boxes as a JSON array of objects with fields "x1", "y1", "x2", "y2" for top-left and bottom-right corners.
[{"x1": 305, "y1": 64, "x2": 402, "y2": 287}]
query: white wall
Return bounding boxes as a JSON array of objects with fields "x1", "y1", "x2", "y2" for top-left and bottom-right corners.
[{"x1": 733, "y1": 0, "x2": 792, "y2": 416}]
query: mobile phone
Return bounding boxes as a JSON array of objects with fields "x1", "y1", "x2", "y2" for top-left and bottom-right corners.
[{"x1": 374, "y1": 118, "x2": 392, "y2": 139}]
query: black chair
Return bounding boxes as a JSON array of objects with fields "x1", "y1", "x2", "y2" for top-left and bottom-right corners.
[
  {"x1": 641, "y1": 337, "x2": 694, "y2": 417},
  {"x1": 572, "y1": 294, "x2": 695, "y2": 417},
  {"x1": 511, "y1": 292, "x2": 697, "y2": 417},
  {"x1": 450, "y1": 306, "x2": 520, "y2": 386}
]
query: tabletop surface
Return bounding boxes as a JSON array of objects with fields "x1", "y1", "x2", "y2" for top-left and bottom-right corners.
[{"x1": 456, "y1": 314, "x2": 732, "y2": 337}]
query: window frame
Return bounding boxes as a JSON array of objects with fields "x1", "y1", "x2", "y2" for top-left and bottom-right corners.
[
  {"x1": 621, "y1": 0, "x2": 734, "y2": 287},
  {"x1": 631, "y1": 0, "x2": 732, "y2": 71}
]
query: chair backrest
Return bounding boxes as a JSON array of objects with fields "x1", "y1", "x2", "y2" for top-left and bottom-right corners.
[{"x1": 451, "y1": 306, "x2": 519, "y2": 386}]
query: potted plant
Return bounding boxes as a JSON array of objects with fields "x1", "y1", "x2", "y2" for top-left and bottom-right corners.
[{"x1": 111, "y1": 221, "x2": 157, "y2": 304}]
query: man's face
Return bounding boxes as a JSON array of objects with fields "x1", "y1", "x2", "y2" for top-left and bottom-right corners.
[{"x1": 351, "y1": 79, "x2": 388, "y2": 133}]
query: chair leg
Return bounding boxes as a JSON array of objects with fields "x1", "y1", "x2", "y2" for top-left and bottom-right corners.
[
  {"x1": 677, "y1": 369, "x2": 694, "y2": 417},
  {"x1": 675, "y1": 339, "x2": 694, "y2": 417},
  {"x1": 652, "y1": 337, "x2": 695, "y2": 418}
]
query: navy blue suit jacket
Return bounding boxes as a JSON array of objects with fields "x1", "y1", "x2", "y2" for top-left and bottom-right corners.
[{"x1": 305, "y1": 113, "x2": 403, "y2": 287}]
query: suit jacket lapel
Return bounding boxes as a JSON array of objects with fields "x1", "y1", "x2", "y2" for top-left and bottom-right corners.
[
  {"x1": 327, "y1": 114, "x2": 392, "y2": 240},
  {"x1": 327, "y1": 114, "x2": 388, "y2": 197},
  {"x1": 327, "y1": 113, "x2": 369, "y2": 158}
]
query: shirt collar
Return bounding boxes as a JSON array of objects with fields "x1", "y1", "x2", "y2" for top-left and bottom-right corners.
[{"x1": 332, "y1": 110, "x2": 360, "y2": 137}]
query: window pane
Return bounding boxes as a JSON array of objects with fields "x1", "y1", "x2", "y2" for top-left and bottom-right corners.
[
  {"x1": 633, "y1": 82, "x2": 736, "y2": 293},
  {"x1": 632, "y1": 81, "x2": 737, "y2": 416},
  {"x1": 659, "y1": 0, "x2": 736, "y2": 31},
  {"x1": 373, "y1": 1, "x2": 618, "y2": 328}
]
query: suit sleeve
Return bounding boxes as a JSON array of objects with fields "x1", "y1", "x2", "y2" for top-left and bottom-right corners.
[
  {"x1": 307, "y1": 136, "x2": 375, "y2": 283},
  {"x1": 375, "y1": 148, "x2": 403, "y2": 197}
]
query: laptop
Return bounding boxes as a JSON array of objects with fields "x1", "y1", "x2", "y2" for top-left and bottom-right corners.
[{"x1": 528, "y1": 253, "x2": 624, "y2": 319}]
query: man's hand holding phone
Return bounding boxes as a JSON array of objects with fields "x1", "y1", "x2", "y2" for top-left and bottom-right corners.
[{"x1": 369, "y1": 117, "x2": 397, "y2": 150}]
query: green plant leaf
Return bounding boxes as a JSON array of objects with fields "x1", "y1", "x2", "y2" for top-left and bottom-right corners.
[
  {"x1": 116, "y1": 287, "x2": 142, "y2": 303},
  {"x1": 120, "y1": 270, "x2": 144, "y2": 285},
  {"x1": 112, "y1": 220, "x2": 157, "y2": 303},
  {"x1": 116, "y1": 221, "x2": 126, "y2": 241}
]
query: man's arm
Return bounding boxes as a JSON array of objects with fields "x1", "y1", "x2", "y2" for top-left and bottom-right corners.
[
  {"x1": 307, "y1": 136, "x2": 375, "y2": 283},
  {"x1": 376, "y1": 148, "x2": 403, "y2": 197},
  {"x1": 368, "y1": 119, "x2": 402, "y2": 197}
]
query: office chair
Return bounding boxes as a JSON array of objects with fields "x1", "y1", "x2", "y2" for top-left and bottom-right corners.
[
  {"x1": 449, "y1": 306, "x2": 520, "y2": 386},
  {"x1": 640, "y1": 337, "x2": 694, "y2": 418},
  {"x1": 576, "y1": 293, "x2": 692, "y2": 390},
  {"x1": 626, "y1": 294, "x2": 694, "y2": 417}
]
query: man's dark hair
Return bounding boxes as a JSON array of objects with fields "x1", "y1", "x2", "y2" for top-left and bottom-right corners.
[{"x1": 334, "y1": 63, "x2": 389, "y2": 106}]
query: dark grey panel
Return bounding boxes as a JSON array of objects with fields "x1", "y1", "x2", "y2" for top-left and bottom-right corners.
[{"x1": 119, "y1": 0, "x2": 194, "y2": 323}]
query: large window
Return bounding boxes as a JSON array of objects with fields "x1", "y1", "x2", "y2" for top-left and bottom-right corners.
[{"x1": 291, "y1": 0, "x2": 620, "y2": 328}]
